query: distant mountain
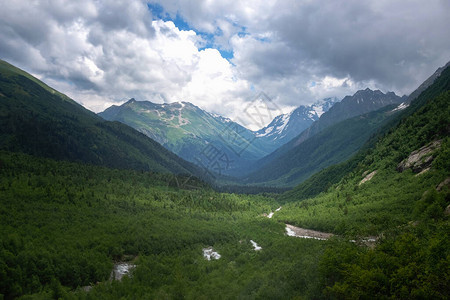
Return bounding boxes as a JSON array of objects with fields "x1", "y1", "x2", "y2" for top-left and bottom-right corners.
[
  {"x1": 234, "y1": 88, "x2": 405, "y2": 183},
  {"x1": 255, "y1": 97, "x2": 339, "y2": 147},
  {"x1": 99, "y1": 99, "x2": 274, "y2": 176},
  {"x1": 0, "y1": 60, "x2": 201, "y2": 176},
  {"x1": 294, "y1": 89, "x2": 405, "y2": 146}
]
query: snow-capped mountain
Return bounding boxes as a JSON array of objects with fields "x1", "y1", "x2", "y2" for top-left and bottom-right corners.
[{"x1": 255, "y1": 97, "x2": 340, "y2": 146}]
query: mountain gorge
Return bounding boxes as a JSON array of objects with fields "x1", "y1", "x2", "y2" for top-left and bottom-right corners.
[
  {"x1": 0, "y1": 58, "x2": 448, "y2": 299},
  {"x1": 1, "y1": 0, "x2": 449, "y2": 297}
]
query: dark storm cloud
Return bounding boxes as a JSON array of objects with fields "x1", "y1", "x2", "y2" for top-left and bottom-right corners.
[{"x1": 268, "y1": 0, "x2": 450, "y2": 92}]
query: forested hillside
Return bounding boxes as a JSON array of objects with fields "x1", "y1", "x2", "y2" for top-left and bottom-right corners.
[{"x1": 0, "y1": 151, "x2": 328, "y2": 299}]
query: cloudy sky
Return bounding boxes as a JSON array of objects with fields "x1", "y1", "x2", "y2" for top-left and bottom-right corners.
[{"x1": 1, "y1": 0, "x2": 449, "y2": 129}]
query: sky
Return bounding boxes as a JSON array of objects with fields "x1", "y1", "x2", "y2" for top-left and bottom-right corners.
[{"x1": 0, "y1": 0, "x2": 449, "y2": 130}]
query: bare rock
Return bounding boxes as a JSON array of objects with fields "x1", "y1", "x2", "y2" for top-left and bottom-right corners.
[
  {"x1": 415, "y1": 167, "x2": 430, "y2": 176},
  {"x1": 397, "y1": 140, "x2": 442, "y2": 173},
  {"x1": 359, "y1": 170, "x2": 377, "y2": 185},
  {"x1": 445, "y1": 204, "x2": 450, "y2": 216},
  {"x1": 436, "y1": 177, "x2": 450, "y2": 191}
]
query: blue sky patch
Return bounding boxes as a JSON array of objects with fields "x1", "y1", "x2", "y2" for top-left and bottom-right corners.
[{"x1": 148, "y1": 3, "x2": 234, "y2": 60}]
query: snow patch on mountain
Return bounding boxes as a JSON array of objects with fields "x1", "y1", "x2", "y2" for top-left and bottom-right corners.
[
  {"x1": 255, "y1": 97, "x2": 340, "y2": 142},
  {"x1": 250, "y1": 240, "x2": 262, "y2": 251},
  {"x1": 256, "y1": 110, "x2": 293, "y2": 138},
  {"x1": 256, "y1": 124, "x2": 275, "y2": 137},
  {"x1": 392, "y1": 102, "x2": 409, "y2": 112},
  {"x1": 271, "y1": 111, "x2": 292, "y2": 136},
  {"x1": 209, "y1": 112, "x2": 232, "y2": 123}
]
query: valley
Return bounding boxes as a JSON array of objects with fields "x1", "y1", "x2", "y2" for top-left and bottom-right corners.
[
  {"x1": 1, "y1": 0, "x2": 449, "y2": 298},
  {"x1": 0, "y1": 58, "x2": 449, "y2": 299}
]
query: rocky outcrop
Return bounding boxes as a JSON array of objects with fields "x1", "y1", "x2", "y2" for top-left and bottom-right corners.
[
  {"x1": 436, "y1": 177, "x2": 450, "y2": 191},
  {"x1": 359, "y1": 170, "x2": 377, "y2": 185},
  {"x1": 445, "y1": 205, "x2": 450, "y2": 216},
  {"x1": 285, "y1": 224, "x2": 334, "y2": 240},
  {"x1": 397, "y1": 140, "x2": 442, "y2": 173}
]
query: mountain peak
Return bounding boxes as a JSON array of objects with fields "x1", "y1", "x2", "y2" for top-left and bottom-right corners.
[
  {"x1": 351, "y1": 88, "x2": 398, "y2": 100},
  {"x1": 255, "y1": 96, "x2": 340, "y2": 145},
  {"x1": 355, "y1": 88, "x2": 380, "y2": 95},
  {"x1": 125, "y1": 98, "x2": 137, "y2": 105}
]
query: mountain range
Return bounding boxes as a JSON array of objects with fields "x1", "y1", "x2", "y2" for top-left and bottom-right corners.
[
  {"x1": 242, "y1": 66, "x2": 450, "y2": 187},
  {"x1": 99, "y1": 87, "x2": 408, "y2": 184},
  {"x1": 242, "y1": 104, "x2": 405, "y2": 186},
  {"x1": 1, "y1": 57, "x2": 444, "y2": 189},
  {"x1": 99, "y1": 96, "x2": 340, "y2": 176}
]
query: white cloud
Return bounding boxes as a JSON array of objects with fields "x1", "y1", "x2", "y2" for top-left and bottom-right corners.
[
  {"x1": 0, "y1": 0, "x2": 265, "y2": 126},
  {"x1": 0, "y1": 0, "x2": 449, "y2": 130}
]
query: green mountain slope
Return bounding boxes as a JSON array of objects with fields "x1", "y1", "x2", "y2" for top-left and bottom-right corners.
[
  {"x1": 99, "y1": 99, "x2": 274, "y2": 176},
  {"x1": 0, "y1": 59, "x2": 448, "y2": 299},
  {"x1": 273, "y1": 64, "x2": 450, "y2": 299},
  {"x1": 0, "y1": 60, "x2": 200, "y2": 175},
  {"x1": 283, "y1": 61, "x2": 450, "y2": 201},
  {"x1": 279, "y1": 87, "x2": 449, "y2": 232}
]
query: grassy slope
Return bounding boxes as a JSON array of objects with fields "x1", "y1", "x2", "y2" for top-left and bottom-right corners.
[
  {"x1": 99, "y1": 101, "x2": 270, "y2": 160},
  {"x1": 99, "y1": 100, "x2": 276, "y2": 178},
  {"x1": 0, "y1": 60, "x2": 200, "y2": 176}
]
